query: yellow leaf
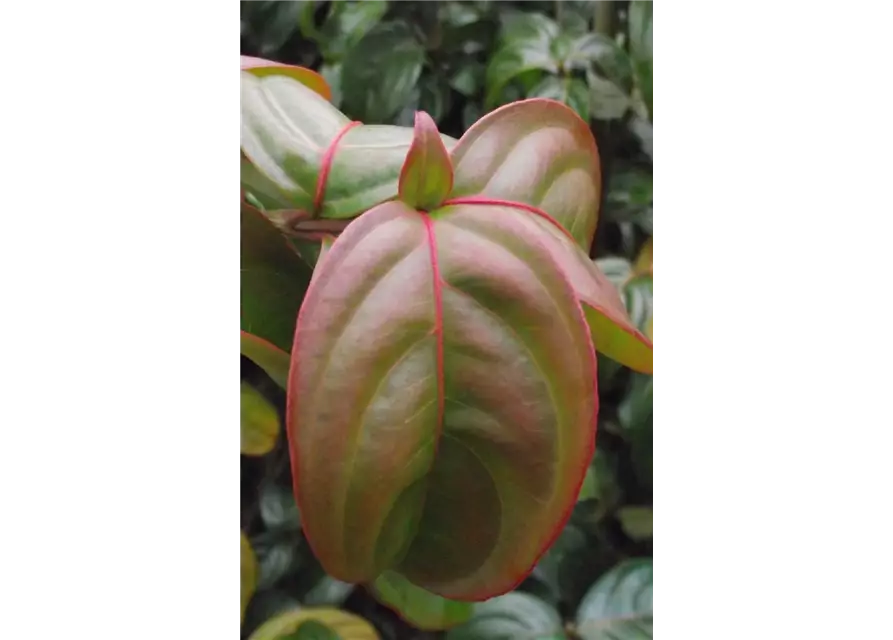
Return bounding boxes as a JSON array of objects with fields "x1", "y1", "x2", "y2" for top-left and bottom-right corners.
[
  {"x1": 248, "y1": 607, "x2": 380, "y2": 640},
  {"x1": 241, "y1": 382, "x2": 279, "y2": 455},
  {"x1": 634, "y1": 237, "x2": 653, "y2": 276},
  {"x1": 241, "y1": 531, "x2": 257, "y2": 624}
]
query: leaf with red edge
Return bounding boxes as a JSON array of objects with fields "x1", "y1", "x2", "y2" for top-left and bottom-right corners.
[
  {"x1": 241, "y1": 55, "x2": 332, "y2": 101},
  {"x1": 503, "y1": 208, "x2": 652, "y2": 373},
  {"x1": 241, "y1": 331, "x2": 290, "y2": 389},
  {"x1": 448, "y1": 99, "x2": 601, "y2": 249},
  {"x1": 289, "y1": 200, "x2": 597, "y2": 601},
  {"x1": 399, "y1": 112, "x2": 454, "y2": 211},
  {"x1": 241, "y1": 73, "x2": 457, "y2": 220}
]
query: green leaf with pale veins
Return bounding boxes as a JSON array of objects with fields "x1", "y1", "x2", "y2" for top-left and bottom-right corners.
[
  {"x1": 446, "y1": 592, "x2": 566, "y2": 639},
  {"x1": 485, "y1": 11, "x2": 560, "y2": 107},
  {"x1": 575, "y1": 559, "x2": 653, "y2": 640},
  {"x1": 399, "y1": 112, "x2": 454, "y2": 211},
  {"x1": 340, "y1": 20, "x2": 425, "y2": 123}
]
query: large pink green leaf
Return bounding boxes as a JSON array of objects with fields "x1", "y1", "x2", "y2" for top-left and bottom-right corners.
[
  {"x1": 448, "y1": 98, "x2": 601, "y2": 249},
  {"x1": 288, "y1": 201, "x2": 597, "y2": 601},
  {"x1": 240, "y1": 73, "x2": 457, "y2": 220},
  {"x1": 241, "y1": 202, "x2": 312, "y2": 351}
]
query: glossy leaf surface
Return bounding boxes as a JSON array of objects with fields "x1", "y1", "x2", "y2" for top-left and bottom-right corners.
[
  {"x1": 575, "y1": 559, "x2": 653, "y2": 640},
  {"x1": 289, "y1": 201, "x2": 597, "y2": 600},
  {"x1": 372, "y1": 571, "x2": 473, "y2": 630},
  {"x1": 449, "y1": 99, "x2": 601, "y2": 249},
  {"x1": 485, "y1": 12, "x2": 560, "y2": 107},
  {"x1": 241, "y1": 73, "x2": 457, "y2": 219},
  {"x1": 340, "y1": 21, "x2": 425, "y2": 124},
  {"x1": 248, "y1": 608, "x2": 379, "y2": 640}
]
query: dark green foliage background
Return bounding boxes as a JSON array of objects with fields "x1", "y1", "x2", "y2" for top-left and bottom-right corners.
[{"x1": 241, "y1": 2, "x2": 653, "y2": 638}]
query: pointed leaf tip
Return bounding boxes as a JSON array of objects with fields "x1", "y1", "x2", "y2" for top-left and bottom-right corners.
[{"x1": 398, "y1": 111, "x2": 453, "y2": 211}]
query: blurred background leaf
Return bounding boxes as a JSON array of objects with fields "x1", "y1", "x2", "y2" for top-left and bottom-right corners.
[
  {"x1": 241, "y1": 382, "x2": 279, "y2": 456},
  {"x1": 372, "y1": 571, "x2": 473, "y2": 630},
  {"x1": 341, "y1": 21, "x2": 425, "y2": 123},
  {"x1": 445, "y1": 592, "x2": 566, "y2": 639},
  {"x1": 575, "y1": 559, "x2": 652, "y2": 640},
  {"x1": 243, "y1": 531, "x2": 259, "y2": 623},
  {"x1": 248, "y1": 608, "x2": 381, "y2": 640}
]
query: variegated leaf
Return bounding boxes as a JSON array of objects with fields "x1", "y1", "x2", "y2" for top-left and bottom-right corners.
[
  {"x1": 241, "y1": 73, "x2": 457, "y2": 220},
  {"x1": 446, "y1": 204, "x2": 652, "y2": 374},
  {"x1": 448, "y1": 98, "x2": 601, "y2": 249},
  {"x1": 289, "y1": 201, "x2": 597, "y2": 601}
]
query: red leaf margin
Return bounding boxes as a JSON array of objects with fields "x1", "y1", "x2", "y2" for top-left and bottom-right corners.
[{"x1": 240, "y1": 55, "x2": 332, "y2": 102}]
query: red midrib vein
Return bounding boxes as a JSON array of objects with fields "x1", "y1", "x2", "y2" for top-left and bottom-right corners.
[
  {"x1": 313, "y1": 120, "x2": 362, "y2": 215},
  {"x1": 422, "y1": 215, "x2": 445, "y2": 431}
]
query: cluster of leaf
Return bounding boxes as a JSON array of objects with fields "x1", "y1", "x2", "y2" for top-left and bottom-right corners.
[
  {"x1": 241, "y1": 1, "x2": 651, "y2": 136},
  {"x1": 240, "y1": 2, "x2": 653, "y2": 639}
]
